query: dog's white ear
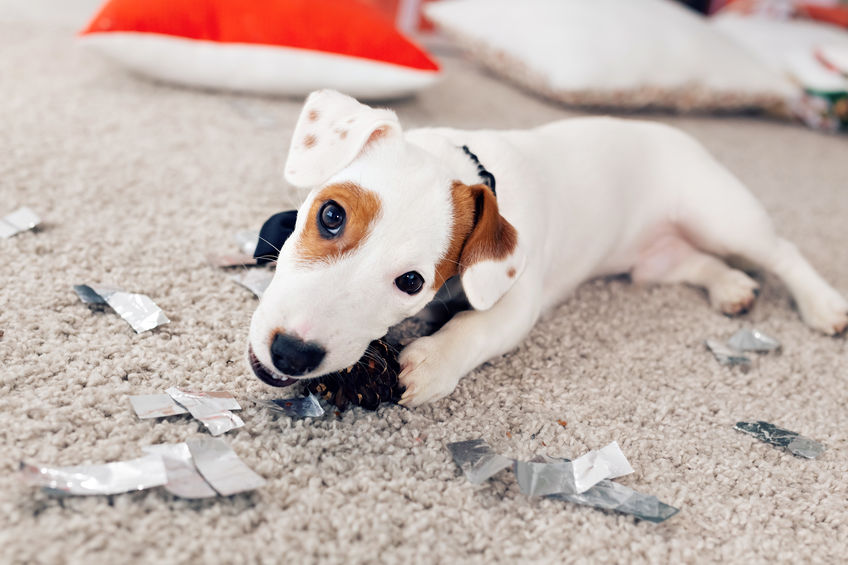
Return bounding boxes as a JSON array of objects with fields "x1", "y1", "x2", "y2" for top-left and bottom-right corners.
[
  {"x1": 285, "y1": 90, "x2": 402, "y2": 188},
  {"x1": 458, "y1": 184, "x2": 527, "y2": 311}
]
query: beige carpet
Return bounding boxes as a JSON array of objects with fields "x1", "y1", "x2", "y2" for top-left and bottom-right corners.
[{"x1": 2, "y1": 16, "x2": 848, "y2": 565}]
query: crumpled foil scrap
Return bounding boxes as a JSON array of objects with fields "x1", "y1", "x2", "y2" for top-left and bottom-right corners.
[
  {"x1": 19, "y1": 454, "x2": 167, "y2": 496},
  {"x1": 231, "y1": 269, "x2": 274, "y2": 298},
  {"x1": 734, "y1": 421, "x2": 825, "y2": 459},
  {"x1": 21, "y1": 440, "x2": 264, "y2": 498},
  {"x1": 74, "y1": 284, "x2": 169, "y2": 333},
  {"x1": 447, "y1": 439, "x2": 678, "y2": 522},
  {"x1": 164, "y1": 388, "x2": 244, "y2": 436},
  {"x1": 186, "y1": 437, "x2": 267, "y2": 496},
  {"x1": 706, "y1": 328, "x2": 781, "y2": 367},
  {"x1": 0, "y1": 206, "x2": 41, "y2": 238},
  {"x1": 262, "y1": 394, "x2": 325, "y2": 418}
]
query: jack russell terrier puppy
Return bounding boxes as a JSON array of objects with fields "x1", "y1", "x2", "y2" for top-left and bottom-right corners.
[{"x1": 248, "y1": 89, "x2": 848, "y2": 407}]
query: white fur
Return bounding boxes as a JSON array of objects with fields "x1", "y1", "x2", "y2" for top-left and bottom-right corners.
[{"x1": 249, "y1": 90, "x2": 848, "y2": 406}]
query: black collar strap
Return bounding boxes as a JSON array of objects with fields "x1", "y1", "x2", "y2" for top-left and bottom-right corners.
[{"x1": 461, "y1": 145, "x2": 496, "y2": 196}]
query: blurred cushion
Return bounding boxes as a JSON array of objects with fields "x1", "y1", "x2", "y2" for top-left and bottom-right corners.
[
  {"x1": 425, "y1": 0, "x2": 795, "y2": 113},
  {"x1": 79, "y1": 0, "x2": 440, "y2": 99}
]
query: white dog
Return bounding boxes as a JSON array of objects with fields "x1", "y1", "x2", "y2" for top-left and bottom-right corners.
[{"x1": 248, "y1": 90, "x2": 848, "y2": 406}]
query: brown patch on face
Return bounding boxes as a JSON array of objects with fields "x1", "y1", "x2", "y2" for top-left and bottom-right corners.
[
  {"x1": 308, "y1": 109, "x2": 319, "y2": 121},
  {"x1": 507, "y1": 267, "x2": 516, "y2": 278},
  {"x1": 303, "y1": 134, "x2": 317, "y2": 148},
  {"x1": 339, "y1": 130, "x2": 348, "y2": 139},
  {"x1": 296, "y1": 182, "x2": 382, "y2": 264},
  {"x1": 433, "y1": 182, "x2": 518, "y2": 290}
]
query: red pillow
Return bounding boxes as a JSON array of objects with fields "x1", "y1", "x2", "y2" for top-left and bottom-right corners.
[{"x1": 79, "y1": 0, "x2": 441, "y2": 99}]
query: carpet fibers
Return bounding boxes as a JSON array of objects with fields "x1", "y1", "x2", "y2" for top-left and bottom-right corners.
[{"x1": 1, "y1": 19, "x2": 847, "y2": 565}]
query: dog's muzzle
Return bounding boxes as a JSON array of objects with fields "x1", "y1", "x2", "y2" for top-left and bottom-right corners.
[{"x1": 248, "y1": 345, "x2": 298, "y2": 388}]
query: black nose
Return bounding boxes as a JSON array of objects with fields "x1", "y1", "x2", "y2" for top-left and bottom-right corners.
[{"x1": 270, "y1": 333, "x2": 326, "y2": 376}]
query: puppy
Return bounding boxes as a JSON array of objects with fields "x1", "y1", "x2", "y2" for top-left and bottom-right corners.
[{"x1": 248, "y1": 90, "x2": 848, "y2": 406}]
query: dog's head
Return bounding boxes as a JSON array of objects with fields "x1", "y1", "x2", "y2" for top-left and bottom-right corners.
[{"x1": 248, "y1": 90, "x2": 526, "y2": 386}]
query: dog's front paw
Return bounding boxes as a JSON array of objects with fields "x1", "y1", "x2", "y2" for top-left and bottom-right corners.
[
  {"x1": 798, "y1": 290, "x2": 848, "y2": 336},
  {"x1": 397, "y1": 336, "x2": 461, "y2": 407},
  {"x1": 710, "y1": 269, "x2": 759, "y2": 316}
]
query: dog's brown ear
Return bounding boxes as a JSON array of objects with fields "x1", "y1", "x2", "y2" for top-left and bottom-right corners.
[
  {"x1": 454, "y1": 183, "x2": 526, "y2": 310},
  {"x1": 285, "y1": 90, "x2": 401, "y2": 189}
]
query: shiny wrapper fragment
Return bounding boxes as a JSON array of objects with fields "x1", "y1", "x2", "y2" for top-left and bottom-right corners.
[
  {"x1": 514, "y1": 441, "x2": 634, "y2": 496},
  {"x1": 705, "y1": 339, "x2": 751, "y2": 367},
  {"x1": 734, "y1": 421, "x2": 825, "y2": 459},
  {"x1": 186, "y1": 437, "x2": 266, "y2": 496},
  {"x1": 166, "y1": 387, "x2": 244, "y2": 436},
  {"x1": 231, "y1": 269, "x2": 274, "y2": 298},
  {"x1": 447, "y1": 439, "x2": 513, "y2": 484},
  {"x1": 129, "y1": 394, "x2": 188, "y2": 419},
  {"x1": 0, "y1": 206, "x2": 41, "y2": 238},
  {"x1": 74, "y1": 284, "x2": 170, "y2": 333},
  {"x1": 19, "y1": 454, "x2": 167, "y2": 496},
  {"x1": 142, "y1": 443, "x2": 217, "y2": 499},
  {"x1": 726, "y1": 328, "x2": 781, "y2": 352},
  {"x1": 263, "y1": 394, "x2": 325, "y2": 418},
  {"x1": 548, "y1": 480, "x2": 680, "y2": 523},
  {"x1": 447, "y1": 440, "x2": 677, "y2": 523}
]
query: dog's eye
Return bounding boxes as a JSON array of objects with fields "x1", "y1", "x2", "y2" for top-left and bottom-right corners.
[
  {"x1": 318, "y1": 200, "x2": 345, "y2": 237},
  {"x1": 395, "y1": 271, "x2": 424, "y2": 295}
]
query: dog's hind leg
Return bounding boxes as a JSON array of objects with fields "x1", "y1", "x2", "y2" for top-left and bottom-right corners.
[
  {"x1": 672, "y1": 167, "x2": 848, "y2": 335},
  {"x1": 632, "y1": 234, "x2": 760, "y2": 316}
]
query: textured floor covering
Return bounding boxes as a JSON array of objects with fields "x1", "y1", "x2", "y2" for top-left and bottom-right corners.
[{"x1": 1, "y1": 16, "x2": 848, "y2": 565}]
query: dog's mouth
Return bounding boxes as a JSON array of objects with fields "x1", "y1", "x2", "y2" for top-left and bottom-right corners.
[{"x1": 248, "y1": 345, "x2": 298, "y2": 388}]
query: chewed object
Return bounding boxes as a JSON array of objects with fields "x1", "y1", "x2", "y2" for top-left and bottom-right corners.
[
  {"x1": 0, "y1": 206, "x2": 41, "y2": 238},
  {"x1": 19, "y1": 454, "x2": 167, "y2": 496},
  {"x1": 129, "y1": 394, "x2": 188, "y2": 419},
  {"x1": 74, "y1": 284, "x2": 170, "y2": 333},
  {"x1": 232, "y1": 269, "x2": 274, "y2": 298},
  {"x1": 186, "y1": 437, "x2": 266, "y2": 496},
  {"x1": 447, "y1": 439, "x2": 678, "y2": 522},
  {"x1": 447, "y1": 439, "x2": 514, "y2": 484},
  {"x1": 705, "y1": 339, "x2": 751, "y2": 367},
  {"x1": 142, "y1": 443, "x2": 217, "y2": 499},
  {"x1": 734, "y1": 421, "x2": 825, "y2": 459},
  {"x1": 263, "y1": 394, "x2": 325, "y2": 418},
  {"x1": 726, "y1": 328, "x2": 780, "y2": 352},
  {"x1": 166, "y1": 388, "x2": 243, "y2": 436}
]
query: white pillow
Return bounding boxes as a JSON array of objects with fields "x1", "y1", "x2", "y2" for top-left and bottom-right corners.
[{"x1": 425, "y1": 0, "x2": 796, "y2": 112}]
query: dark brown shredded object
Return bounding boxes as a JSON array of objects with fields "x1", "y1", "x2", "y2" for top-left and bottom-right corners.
[{"x1": 306, "y1": 339, "x2": 404, "y2": 411}]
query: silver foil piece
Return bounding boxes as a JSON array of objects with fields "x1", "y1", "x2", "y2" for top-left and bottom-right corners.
[
  {"x1": 705, "y1": 339, "x2": 751, "y2": 367},
  {"x1": 74, "y1": 284, "x2": 170, "y2": 333},
  {"x1": 129, "y1": 394, "x2": 189, "y2": 419},
  {"x1": 734, "y1": 421, "x2": 825, "y2": 459},
  {"x1": 548, "y1": 480, "x2": 680, "y2": 523},
  {"x1": 19, "y1": 454, "x2": 167, "y2": 496},
  {"x1": 142, "y1": 443, "x2": 217, "y2": 499},
  {"x1": 231, "y1": 269, "x2": 274, "y2": 298},
  {"x1": 166, "y1": 388, "x2": 243, "y2": 436},
  {"x1": 263, "y1": 394, "x2": 325, "y2": 418},
  {"x1": 0, "y1": 206, "x2": 41, "y2": 238},
  {"x1": 515, "y1": 442, "x2": 634, "y2": 496},
  {"x1": 185, "y1": 437, "x2": 266, "y2": 496},
  {"x1": 572, "y1": 441, "x2": 635, "y2": 493},
  {"x1": 727, "y1": 328, "x2": 781, "y2": 352},
  {"x1": 447, "y1": 439, "x2": 514, "y2": 484},
  {"x1": 234, "y1": 230, "x2": 260, "y2": 256}
]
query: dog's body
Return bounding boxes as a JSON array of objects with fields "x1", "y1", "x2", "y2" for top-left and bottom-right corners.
[{"x1": 248, "y1": 90, "x2": 848, "y2": 406}]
